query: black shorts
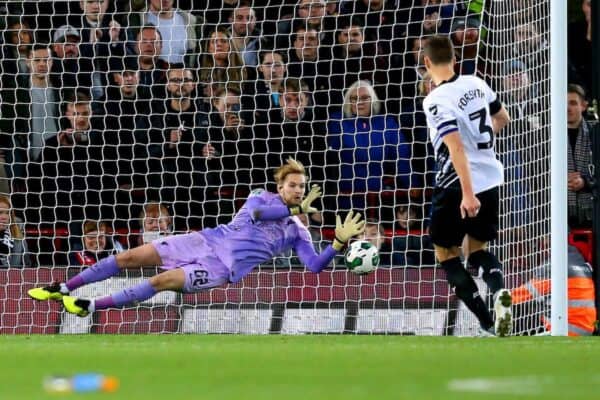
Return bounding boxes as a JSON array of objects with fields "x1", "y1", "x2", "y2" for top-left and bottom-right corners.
[{"x1": 429, "y1": 186, "x2": 499, "y2": 248}]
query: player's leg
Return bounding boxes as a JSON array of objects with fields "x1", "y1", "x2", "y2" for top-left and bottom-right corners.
[
  {"x1": 465, "y1": 237, "x2": 504, "y2": 294},
  {"x1": 464, "y1": 187, "x2": 503, "y2": 292},
  {"x1": 430, "y1": 187, "x2": 495, "y2": 333},
  {"x1": 63, "y1": 262, "x2": 230, "y2": 316},
  {"x1": 435, "y1": 244, "x2": 495, "y2": 333},
  {"x1": 465, "y1": 236, "x2": 512, "y2": 336},
  {"x1": 464, "y1": 187, "x2": 512, "y2": 336},
  {"x1": 28, "y1": 244, "x2": 162, "y2": 301},
  {"x1": 62, "y1": 268, "x2": 185, "y2": 317}
]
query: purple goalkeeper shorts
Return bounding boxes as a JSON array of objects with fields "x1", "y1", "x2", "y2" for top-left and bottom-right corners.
[{"x1": 151, "y1": 232, "x2": 230, "y2": 293}]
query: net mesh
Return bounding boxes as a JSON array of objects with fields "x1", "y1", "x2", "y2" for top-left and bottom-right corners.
[{"x1": 0, "y1": 0, "x2": 554, "y2": 335}]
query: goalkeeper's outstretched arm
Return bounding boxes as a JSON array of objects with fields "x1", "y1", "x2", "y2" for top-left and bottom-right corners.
[{"x1": 294, "y1": 211, "x2": 366, "y2": 273}]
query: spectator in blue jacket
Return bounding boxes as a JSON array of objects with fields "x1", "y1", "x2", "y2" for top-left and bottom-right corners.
[{"x1": 327, "y1": 80, "x2": 413, "y2": 209}]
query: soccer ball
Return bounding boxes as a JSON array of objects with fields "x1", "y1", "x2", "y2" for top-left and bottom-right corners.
[{"x1": 344, "y1": 240, "x2": 380, "y2": 275}]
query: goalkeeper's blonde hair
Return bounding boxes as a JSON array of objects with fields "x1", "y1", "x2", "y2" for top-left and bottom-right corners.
[{"x1": 274, "y1": 158, "x2": 306, "y2": 185}]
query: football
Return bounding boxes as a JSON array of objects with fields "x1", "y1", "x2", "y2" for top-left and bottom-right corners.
[{"x1": 344, "y1": 240, "x2": 380, "y2": 275}]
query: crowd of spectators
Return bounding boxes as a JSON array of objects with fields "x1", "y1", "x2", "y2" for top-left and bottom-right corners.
[{"x1": 0, "y1": 0, "x2": 592, "y2": 269}]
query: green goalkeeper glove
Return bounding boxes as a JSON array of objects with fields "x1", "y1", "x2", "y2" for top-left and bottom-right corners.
[
  {"x1": 332, "y1": 210, "x2": 366, "y2": 251},
  {"x1": 289, "y1": 184, "x2": 322, "y2": 215}
]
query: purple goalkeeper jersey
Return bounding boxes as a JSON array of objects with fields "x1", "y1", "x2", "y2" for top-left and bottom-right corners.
[{"x1": 199, "y1": 189, "x2": 337, "y2": 283}]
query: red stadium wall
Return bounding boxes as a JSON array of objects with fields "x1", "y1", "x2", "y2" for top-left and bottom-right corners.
[{"x1": 0, "y1": 267, "x2": 456, "y2": 334}]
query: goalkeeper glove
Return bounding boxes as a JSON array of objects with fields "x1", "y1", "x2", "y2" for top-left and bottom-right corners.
[
  {"x1": 289, "y1": 184, "x2": 322, "y2": 215},
  {"x1": 332, "y1": 210, "x2": 366, "y2": 251}
]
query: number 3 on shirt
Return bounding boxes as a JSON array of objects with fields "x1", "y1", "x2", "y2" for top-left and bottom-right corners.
[{"x1": 469, "y1": 108, "x2": 494, "y2": 150}]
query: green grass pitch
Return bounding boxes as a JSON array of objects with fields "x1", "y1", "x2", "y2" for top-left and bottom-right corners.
[{"x1": 0, "y1": 335, "x2": 597, "y2": 400}]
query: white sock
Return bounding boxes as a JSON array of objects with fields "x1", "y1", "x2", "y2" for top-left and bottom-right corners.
[
  {"x1": 87, "y1": 300, "x2": 95, "y2": 313},
  {"x1": 493, "y1": 289, "x2": 510, "y2": 304},
  {"x1": 60, "y1": 283, "x2": 70, "y2": 294}
]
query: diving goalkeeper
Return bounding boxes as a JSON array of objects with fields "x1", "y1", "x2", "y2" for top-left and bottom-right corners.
[{"x1": 28, "y1": 159, "x2": 365, "y2": 317}]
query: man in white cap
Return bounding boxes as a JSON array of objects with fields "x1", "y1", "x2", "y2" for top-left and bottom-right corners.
[{"x1": 51, "y1": 24, "x2": 93, "y2": 91}]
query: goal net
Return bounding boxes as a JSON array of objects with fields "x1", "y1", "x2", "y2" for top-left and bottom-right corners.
[{"x1": 0, "y1": 0, "x2": 553, "y2": 336}]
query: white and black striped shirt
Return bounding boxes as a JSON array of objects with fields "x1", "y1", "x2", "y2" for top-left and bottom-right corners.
[{"x1": 423, "y1": 74, "x2": 504, "y2": 193}]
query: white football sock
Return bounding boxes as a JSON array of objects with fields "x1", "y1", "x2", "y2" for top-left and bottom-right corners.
[{"x1": 60, "y1": 283, "x2": 70, "y2": 294}]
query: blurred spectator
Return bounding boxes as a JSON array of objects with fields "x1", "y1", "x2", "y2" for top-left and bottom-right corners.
[
  {"x1": 0, "y1": 161, "x2": 7, "y2": 197},
  {"x1": 450, "y1": 15, "x2": 487, "y2": 76},
  {"x1": 131, "y1": 203, "x2": 174, "y2": 247},
  {"x1": 229, "y1": 1, "x2": 260, "y2": 70},
  {"x1": 70, "y1": 220, "x2": 124, "y2": 266},
  {"x1": 0, "y1": 194, "x2": 29, "y2": 267},
  {"x1": 198, "y1": 26, "x2": 247, "y2": 94},
  {"x1": 71, "y1": 0, "x2": 124, "y2": 100},
  {"x1": 395, "y1": 205, "x2": 421, "y2": 231},
  {"x1": 567, "y1": 84, "x2": 595, "y2": 229},
  {"x1": 132, "y1": 25, "x2": 168, "y2": 98},
  {"x1": 200, "y1": 86, "x2": 256, "y2": 227},
  {"x1": 323, "y1": 0, "x2": 340, "y2": 33},
  {"x1": 127, "y1": 0, "x2": 201, "y2": 67},
  {"x1": 392, "y1": 232, "x2": 435, "y2": 267},
  {"x1": 26, "y1": 90, "x2": 104, "y2": 225},
  {"x1": 298, "y1": 0, "x2": 327, "y2": 32},
  {"x1": 325, "y1": 0, "x2": 338, "y2": 15},
  {"x1": 406, "y1": 35, "x2": 429, "y2": 81},
  {"x1": 327, "y1": 80, "x2": 412, "y2": 207},
  {"x1": 391, "y1": 205, "x2": 435, "y2": 267},
  {"x1": 140, "y1": 66, "x2": 206, "y2": 230},
  {"x1": 26, "y1": 45, "x2": 61, "y2": 161},
  {"x1": 500, "y1": 60, "x2": 542, "y2": 129},
  {"x1": 277, "y1": 0, "x2": 333, "y2": 49},
  {"x1": 50, "y1": 24, "x2": 94, "y2": 91},
  {"x1": 421, "y1": 6, "x2": 444, "y2": 35},
  {"x1": 497, "y1": 60, "x2": 537, "y2": 228},
  {"x1": 254, "y1": 49, "x2": 287, "y2": 123},
  {"x1": 286, "y1": 23, "x2": 331, "y2": 120},
  {"x1": 257, "y1": 77, "x2": 329, "y2": 187},
  {"x1": 407, "y1": 2, "x2": 454, "y2": 37},
  {"x1": 94, "y1": 56, "x2": 149, "y2": 226},
  {"x1": 568, "y1": 0, "x2": 592, "y2": 92},
  {"x1": 359, "y1": 218, "x2": 391, "y2": 266},
  {"x1": 513, "y1": 22, "x2": 548, "y2": 69},
  {"x1": 512, "y1": 22, "x2": 548, "y2": 96},
  {"x1": 195, "y1": 0, "x2": 237, "y2": 29},
  {"x1": 400, "y1": 35, "x2": 431, "y2": 112},
  {"x1": 100, "y1": 55, "x2": 150, "y2": 132},
  {"x1": 412, "y1": 70, "x2": 436, "y2": 181},
  {"x1": 340, "y1": 0, "x2": 406, "y2": 59},
  {"x1": 1, "y1": 19, "x2": 33, "y2": 77},
  {"x1": 329, "y1": 16, "x2": 391, "y2": 114},
  {"x1": 417, "y1": 71, "x2": 435, "y2": 97},
  {"x1": 71, "y1": 0, "x2": 115, "y2": 42},
  {"x1": 0, "y1": 44, "x2": 60, "y2": 195}
]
